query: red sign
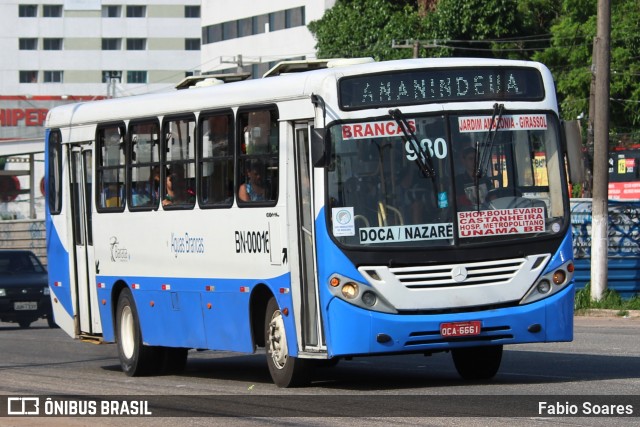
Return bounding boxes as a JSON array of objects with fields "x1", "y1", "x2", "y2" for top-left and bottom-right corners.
[
  {"x1": 609, "y1": 182, "x2": 640, "y2": 200},
  {"x1": 0, "y1": 109, "x2": 49, "y2": 127},
  {"x1": 440, "y1": 321, "x2": 482, "y2": 338}
]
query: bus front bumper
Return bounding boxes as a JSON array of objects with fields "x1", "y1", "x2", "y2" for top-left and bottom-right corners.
[{"x1": 325, "y1": 284, "x2": 574, "y2": 357}]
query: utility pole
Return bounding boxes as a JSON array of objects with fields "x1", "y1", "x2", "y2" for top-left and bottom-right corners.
[{"x1": 590, "y1": 0, "x2": 611, "y2": 301}]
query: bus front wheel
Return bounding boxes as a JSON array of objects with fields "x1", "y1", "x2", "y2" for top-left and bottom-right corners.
[
  {"x1": 452, "y1": 345, "x2": 503, "y2": 380},
  {"x1": 264, "y1": 297, "x2": 310, "y2": 387},
  {"x1": 116, "y1": 288, "x2": 161, "y2": 376}
]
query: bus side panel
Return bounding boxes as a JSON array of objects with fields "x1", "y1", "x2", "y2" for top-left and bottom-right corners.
[
  {"x1": 97, "y1": 275, "x2": 294, "y2": 354},
  {"x1": 202, "y1": 291, "x2": 254, "y2": 353},
  {"x1": 133, "y1": 288, "x2": 208, "y2": 349}
]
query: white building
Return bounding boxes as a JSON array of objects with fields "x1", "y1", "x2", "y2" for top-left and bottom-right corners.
[
  {"x1": 200, "y1": 0, "x2": 335, "y2": 77},
  {"x1": 0, "y1": 0, "x2": 202, "y2": 220},
  {"x1": 1, "y1": 0, "x2": 202, "y2": 100}
]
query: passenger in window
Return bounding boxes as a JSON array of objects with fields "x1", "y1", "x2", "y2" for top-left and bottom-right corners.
[
  {"x1": 163, "y1": 165, "x2": 194, "y2": 206},
  {"x1": 151, "y1": 166, "x2": 161, "y2": 204},
  {"x1": 239, "y1": 160, "x2": 267, "y2": 202}
]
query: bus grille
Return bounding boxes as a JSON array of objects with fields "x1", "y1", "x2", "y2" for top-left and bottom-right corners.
[{"x1": 388, "y1": 257, "x2": 534, "y2": 289}]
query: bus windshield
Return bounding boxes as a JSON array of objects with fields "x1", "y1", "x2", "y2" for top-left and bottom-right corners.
[{"x1": 327, "y1": 111, "x2": 567, "y2": 248}]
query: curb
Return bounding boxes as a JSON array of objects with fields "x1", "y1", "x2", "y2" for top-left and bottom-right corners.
[{"x1": 576, "y1": 309, "x2": 640, "y2": 318}]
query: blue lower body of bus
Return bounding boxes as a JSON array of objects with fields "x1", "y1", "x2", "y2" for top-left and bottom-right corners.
[{"x1": 324, "y1": 283, "x2": 574, "y2": 357}]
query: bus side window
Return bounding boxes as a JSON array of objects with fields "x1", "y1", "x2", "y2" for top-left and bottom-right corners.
[
  {"x1": 199, "y1": 112, "x2": 233, "y2": 207},
  {"x1": 128, "y1": 119, "x2": 160, "y2": 210},
  {"x1": 97, "y1": 123, "x2": 126, "y2": 212},
  {"x1": 162, "y1": 115, "x2": 196, "y2": 209},
  {"x1": 237, "y1": 107, "x2": 279, "y2": 205}
]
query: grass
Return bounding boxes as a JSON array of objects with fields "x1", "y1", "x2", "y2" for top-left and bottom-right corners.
[{"x1": 575, "y1": 283, "x2": 640, "y2": 316}]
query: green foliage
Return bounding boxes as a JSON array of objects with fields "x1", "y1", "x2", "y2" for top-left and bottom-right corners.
[
  {"x1": 575, "y1": 283, "x2": 640, "y2": 313},
  {"x1": 307, "y1": 0, "x2": 425, "y2": 61},
  {"x1": 533, "y1": 0, "x2": 640, "y2": 135},
  {"x1": 422, "y1": 0, "x2": 555, "y2": 59}
]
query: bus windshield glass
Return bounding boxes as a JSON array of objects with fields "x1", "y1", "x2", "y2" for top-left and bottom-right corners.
[{"x1": 327, "y1": 112, "x2": 566, "y2": 247}]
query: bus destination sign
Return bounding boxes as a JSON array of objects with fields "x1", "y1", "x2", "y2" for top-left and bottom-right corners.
[{"x1": 339, "y1": 67, "x2": 544, "y2": 110}]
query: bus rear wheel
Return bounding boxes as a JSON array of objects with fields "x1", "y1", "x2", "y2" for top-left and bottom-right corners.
[
  {"x1": 116, "y1": 288, "x2": 161, "y2": 376},
  {"x1": 264, "y1": 297, "x2": 310, "y2": 387},
  {"x1": 452, "y1": 345, "x2": 503, "y2": 380}
]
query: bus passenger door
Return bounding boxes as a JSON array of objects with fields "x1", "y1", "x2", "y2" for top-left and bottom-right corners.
[
  {"x1": 69, "y1": 146, "x2": 101, "y2": 336},
  {"x1": 293, "y1": 123, "x2": 324, "y2": 351}
]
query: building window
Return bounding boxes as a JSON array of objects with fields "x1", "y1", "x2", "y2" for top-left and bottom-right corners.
[
  {"x1": 126, "y1": 38, "x2": 146, "y2": 50},
  {"x1": 19, "y1": 5, "x2": 37, "y2": 17},
  {"x1": 126, "y1": 5, "x2": 145, "y2": 18},
  {"x1": 42, "y1": 5, "x2": 63, "y2": 17},
  {"x1": 43, "y1": 38, "x2": 63, "y2": 50},
  {"x1": 102, "y1": 71, "x2": 122, "y2": 83},
  {"x1": 269, "y1": 11, "x2": 285, "y2": 32},
  {"x1": 44, "y1": 71, "x2": 63, "y2": 83},
  {"x1": 102, "y1": 5, "x2": 121, "y2": 17},
  {"x1": 102, "y1": 38, "x2": 121, "y2": 50},
  {"x1": 185, "y1": 6, "x2": 200, "y2": 18},
  {"x1": 19, "y1": 38, "x2": 38, "y2": 50},
  {"x1": 185, "y1": 38, "x2": 200, "y2": 51},
  {"x1": 19, "y1": 71, "x2": 38, "y2": 83},
  {"x1": 127, "y1": 71, "x2": 147, "y2": 84},
  {"x1": 201, "y1": 7, "x2": 305, "y2": 45},
  {"x1": 286, "y1": 7, "x2": 305, "y2": 28},
  {"x1": 222, "y1": 21, "x2": 237, "y2": 41},
  {"x1": 238, "y1": 17, "x2": 252, "y2": 37}
]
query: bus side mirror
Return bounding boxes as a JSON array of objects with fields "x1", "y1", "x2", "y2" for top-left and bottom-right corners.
[
  {"x1": 563, "y1": 120, "x2": 586, "y2": 184},
  {"x1": 311, "y1": 127, "x2": 326, "y2": 167}
]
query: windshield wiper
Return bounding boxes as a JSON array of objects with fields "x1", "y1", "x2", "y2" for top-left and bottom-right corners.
[
  {"x1": 389, "y1": 108, "x2": 435, "y2": 178},
  {"x1": 476, "y1": 103, "x2": 504, "y2": 179}
]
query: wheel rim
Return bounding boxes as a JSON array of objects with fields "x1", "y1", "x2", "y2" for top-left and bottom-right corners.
[
  {"x1": 268, "y1": 309, "x2": 288, "y2": 369},
  {"x1": 120, "y1": 305, "x2": 135, "y2": 359}
]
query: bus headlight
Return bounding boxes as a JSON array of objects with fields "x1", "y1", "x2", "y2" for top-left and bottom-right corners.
[
  {"x1": 520, "y1": 260, "x2": 574, "y2": 305},
  {"x1": 328, "y1": 274, "x2": 396, "y2": 313},
  {"x1": 361, "y1": 291, "x2": 377, "y2": 307},
  {"x1": 341, "y1": 282, "x2": 359, "y2": 299},
  {"x1": 552, "y1": 270, "x2": 566, "y2": 285},
  {"x1": 0, "y1": 288, "x2": 5, "y2": 297},
  {"x1": 537, "y1": 280, "x2": 551, "y2": 294}
]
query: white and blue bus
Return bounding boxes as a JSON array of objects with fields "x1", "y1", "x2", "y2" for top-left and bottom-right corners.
[{"x1": 45, "y1": 58, "x2": 579, "y2": 387}]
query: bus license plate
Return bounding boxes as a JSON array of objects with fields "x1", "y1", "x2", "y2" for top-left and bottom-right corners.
[
  {"x1": 440, "y1": 321, "x2": 481, "y2": 337},
  {"x1": 14, "y1": 302, "x2": 38, "y2": 311}
]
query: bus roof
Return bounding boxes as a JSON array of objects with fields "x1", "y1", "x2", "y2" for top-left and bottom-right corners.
[{"x1": 45, "y1": 57, "x2": 552, "y2": 129}]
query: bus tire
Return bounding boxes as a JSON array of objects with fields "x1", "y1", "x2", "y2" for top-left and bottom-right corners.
[
  {"x1": 264, "y1": 296, "x2": 310, "y2": 387},
  {"x1": 115, "y1": 287, "x2": 161, "y2": 376},
  {"x1": 452, "y1": 345, "x2": 503, "y2": 380}
]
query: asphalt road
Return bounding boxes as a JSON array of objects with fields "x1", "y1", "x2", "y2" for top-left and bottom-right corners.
[{"x1": 0, "y1": 315, "x2": 639, "y2": 426}]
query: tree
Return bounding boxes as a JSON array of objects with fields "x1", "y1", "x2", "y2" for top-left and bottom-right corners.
[
  {"x1": 534, "y1": 0, "x2": 640, "y2": 138},
  {"x1": 307, "y1": 0, "x2": 425, "y2": 60},
  {"x1": 422, "y1": 0, "x2": 559, "y2": 59}
]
